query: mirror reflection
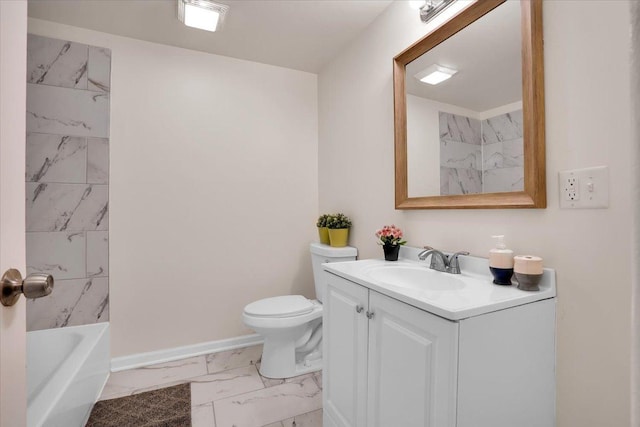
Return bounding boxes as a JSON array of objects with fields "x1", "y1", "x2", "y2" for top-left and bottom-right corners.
[{"x1": 405, "y1": 1, "x2": 522, "y2": 197}]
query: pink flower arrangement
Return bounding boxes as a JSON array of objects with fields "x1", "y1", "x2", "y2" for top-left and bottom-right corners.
[{"x1": 375, "y1": 225, "x2": 407, "y2": 247}]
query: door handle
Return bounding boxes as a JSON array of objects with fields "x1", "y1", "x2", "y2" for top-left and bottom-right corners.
[
  {"x1": 355, "y1": 305, "x2": 364, "y2": 313},
  {"x1": 1, "y1": 269, "x2": 54, "y2": 307},
  {"x1": 366, "y1": 311, "x2": 374, "y2": 319}
]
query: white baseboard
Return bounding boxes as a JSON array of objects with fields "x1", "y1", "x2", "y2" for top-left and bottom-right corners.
[{"x1": 110, "y1": 334, "x2": 263, "y2": 372}]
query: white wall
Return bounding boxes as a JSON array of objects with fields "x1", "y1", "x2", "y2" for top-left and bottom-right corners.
[
  {"x1": 28, "y1": 19, "x2": 319, "y2": 358},
  {"x1": 632, "y1": 2, "x2": 640, "y2": 425},
  {"x1": 407, "y1": 95, "x2": 447, "y2": 196},
  {"x1": 319, "y1": 1, "x2": 632, "y2": 426}
]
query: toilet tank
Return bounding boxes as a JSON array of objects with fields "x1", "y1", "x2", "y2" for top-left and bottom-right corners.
[{"x1": 310, "y1": 243, "x2": 357, "y2": 303}]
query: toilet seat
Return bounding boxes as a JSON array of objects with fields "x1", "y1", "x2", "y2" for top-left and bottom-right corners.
[
  {"x1": 243, "y1": 298, "x2": 322, "y2": 330},
  {"x1": 244, "y1": 295, "x2": 314, "y2": 318}
]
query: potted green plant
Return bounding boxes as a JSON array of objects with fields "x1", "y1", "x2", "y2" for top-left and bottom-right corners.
[
  {"x1": 316, "y1": 214, "x2": 331, "y2": 245},
  {"x1": 375, "y1": 225, "x2": 407, "y2": 261},
  {"x1": 326, "y1": 213, "x2": 352, "y2": 247}
]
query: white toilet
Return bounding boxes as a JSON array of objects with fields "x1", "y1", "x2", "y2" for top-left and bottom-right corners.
[{"x1": 242, "y1": 242, "x2": 357, "y2": 379}]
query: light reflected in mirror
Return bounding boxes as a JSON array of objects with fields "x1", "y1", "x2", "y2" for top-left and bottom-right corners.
[
  {"x1": 393, "y1": 0, "x2": 546, "y2": 209},
  {"x1": 405, "y1": 0, "x2": 522, "y2": 197}
]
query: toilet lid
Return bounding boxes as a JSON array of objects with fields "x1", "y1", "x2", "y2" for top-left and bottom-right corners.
[{"x1": 244, "y1": 295, "x2": 314, "y2": 318}]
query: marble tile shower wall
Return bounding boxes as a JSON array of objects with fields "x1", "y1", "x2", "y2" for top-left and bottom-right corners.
[
  {"x1": 439, "y1": 112, "x2": 482, "y2": 195},
  {"x1": 481, "y1": 110, "x2": 524, "y2": 193},
  {"x1": 25, "y1": 34, "x2": 111, "y2": 331},
  {"x1": 439, "y1": 110, "x2": 524, "y2": 195}
]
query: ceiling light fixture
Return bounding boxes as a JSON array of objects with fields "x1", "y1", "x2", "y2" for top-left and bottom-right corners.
[
  {"x1": 177, "y1": 0, "x2": 229, "y2": 32},
  {"x1": 414, "y1": 64, "x2": 458, "y2": 85},
  {"x1": 415, "y1": 0, "x2": 457, "y2": 23}
]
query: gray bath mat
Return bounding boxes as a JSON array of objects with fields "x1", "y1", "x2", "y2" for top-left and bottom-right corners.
[{"x1": 86, "y1": 383, "x2": 191, "y2": 427}]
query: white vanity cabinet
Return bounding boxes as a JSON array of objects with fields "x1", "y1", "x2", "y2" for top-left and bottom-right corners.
[
  {"x1": 322, "y1": 270, "x2": 556, "y2": 427},
  {"x1": 323, "y1": 272, "x2": 369, "y2": 427}
]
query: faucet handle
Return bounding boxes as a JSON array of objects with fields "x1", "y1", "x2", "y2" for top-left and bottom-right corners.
[
  {"x1": 447, "y1": 251, "x2": 469, "y2": 274},
  {"x1": 417, "y1": 246, "x2": 434, "y2": 260},
  {"x1": 451, "y1": 251, "x2": 469, "y2": 258}
]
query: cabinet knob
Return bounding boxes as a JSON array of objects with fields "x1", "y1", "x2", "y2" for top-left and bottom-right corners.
[
  {"x1": 366, "y1": 311, "x2": 375, "y2": 319},
  {"x1": 355, "y1": 305, "x2": 364, "y2": 313}
]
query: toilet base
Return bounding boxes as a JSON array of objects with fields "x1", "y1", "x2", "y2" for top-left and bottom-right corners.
[
  {"x1": 259, "y1": 353, "x2": 322, "y2": 379},
  {"x1": 257, "y1": 325, "x2": 323, "y2": 379}
]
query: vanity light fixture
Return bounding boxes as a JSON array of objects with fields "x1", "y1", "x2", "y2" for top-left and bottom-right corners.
[
  {"x1": 177, "y1": 0, "x2": 229, "y2": 32},
  {"x1": 414, "y1": 64, "x2": 458, "y2": 85},
  {"x1": 408, "y1": 0, "x2": 428, "y2": 9},
  {"x1": 412, "y1": 0, "x2": 457, "y2": 23}
]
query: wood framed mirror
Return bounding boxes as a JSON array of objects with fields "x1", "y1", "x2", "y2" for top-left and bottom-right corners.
[{"x1": 393, "y1": 0, "x2": 545, "y2": 209}]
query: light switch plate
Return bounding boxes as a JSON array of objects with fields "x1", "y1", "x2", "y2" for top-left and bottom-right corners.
[{"x1": 558, "y1": 166, "x2": 609, "y2": 209}]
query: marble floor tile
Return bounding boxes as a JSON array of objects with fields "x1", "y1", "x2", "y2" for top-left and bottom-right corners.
[
  {"x1": 261, "y1": 375, "x2": 285, "y2": 388},
  {"x1": 287, "y1": 373, "x2": 316, "y2": 383},
  {"x1": 213, "y1": 376, "x2": 322, "y2": 427},
  {"x1": 255, "y1": 363, "x2": 282, "y2": 387},
  {"x1": 192, "y1": 403, "x2": 216, "y2": 427},
  {"x1": 281, "y1": 409, "x2": 323, "y2": 427},
  {"x1": 100, "y1": 356, "x2": 207, "y2": 400},
  {"x1": 312, "y1": 371, "x2": 322, "y2": 390},
  {"x1": 258, "y1": 370, "x2": 316, "y2": 388},
  {"x1": 100, "y1": 349, "x2": 324, "y2": 426},
  {"x1": 191, "y1": 366, "x2": 265, "y2": 406},
  {"x1": 206, "y1": 345, "x2": 262, "y2": 374}
]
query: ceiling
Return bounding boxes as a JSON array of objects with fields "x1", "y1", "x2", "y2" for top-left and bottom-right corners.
[
  {"x1": 27, "y1": 0, "x2": 393, "y2": 73},
  {"x1": 405, "y1": 0, "x2": 521, "y2": 112}
]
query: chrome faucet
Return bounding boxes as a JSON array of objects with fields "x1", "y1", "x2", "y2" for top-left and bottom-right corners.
[
  {"x1": 418, "y1": 247, "x2": 448, "y2": 272},
  {"x1": 418, "y1": 247, "x2": 469, "y2": 274}
]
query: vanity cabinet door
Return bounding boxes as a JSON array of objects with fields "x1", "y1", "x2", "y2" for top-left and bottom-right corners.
[
  {"x1": 323, "y1": 274, "x2": 369, "y2": 427},
  {"x1": 366, "y1": 291, "x2": 459, "y2": 427}
]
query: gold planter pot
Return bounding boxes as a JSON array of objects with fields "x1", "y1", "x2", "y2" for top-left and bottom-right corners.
[
  {"x1": 328, "y1": 228, "x2": 349, "y2": 247},
  {"x1": 318, "y1": 227, "x2": 330, "y2": 245}
]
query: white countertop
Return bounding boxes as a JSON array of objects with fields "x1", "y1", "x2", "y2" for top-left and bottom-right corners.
[{"x1": 322, "y1": 248, "x2": 556, "y2": 321}]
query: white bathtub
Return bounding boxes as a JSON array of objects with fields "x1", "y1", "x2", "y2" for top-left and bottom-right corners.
[{"x1": 27, "y1": 323, "x2": 110, "y2": 427}]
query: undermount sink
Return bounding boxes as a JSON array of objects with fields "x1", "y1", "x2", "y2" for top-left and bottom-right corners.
[{"x1": 364, "y1": 262, "x2": 466, "y2": 291}]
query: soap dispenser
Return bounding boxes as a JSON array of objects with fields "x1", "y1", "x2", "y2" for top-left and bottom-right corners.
[{"x1": 489, "y1": 235, "x2": 514, "y2": 285}]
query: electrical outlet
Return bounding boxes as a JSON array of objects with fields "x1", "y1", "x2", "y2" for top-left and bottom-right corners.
[
  {"x1": 558, "y1": 166, "x2": 609, "y2": 209},
  {"x1": 563, "y1": 176, "x2": 579, "y2": 201}
]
